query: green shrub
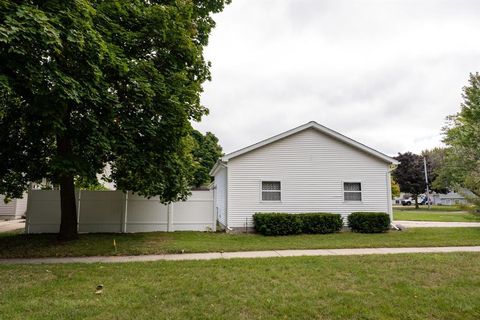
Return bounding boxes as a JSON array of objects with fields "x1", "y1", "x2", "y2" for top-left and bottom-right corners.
[
  {"x1": 299, "y1": 213, "x2": 343, "y2": 234},
  {"x1": 253, "y1": 212, "x2": 343, "y2": 236},
  {"x1": 253, "y1": 213, "x2": 303, "y2": 236},
  {"x1": 347, "y1": 212, "x2": 390, "y2": 233}
]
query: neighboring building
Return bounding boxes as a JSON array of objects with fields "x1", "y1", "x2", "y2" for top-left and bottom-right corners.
[
  {"x1": 432, "y1": 192, "x2": 468, "y2": 206},
  {"x1": 0, "y1": 194, "x2": 27, "y2": 220},
  {"x1": 210, "y1": 121, "x2": 398, "y2": 231}
]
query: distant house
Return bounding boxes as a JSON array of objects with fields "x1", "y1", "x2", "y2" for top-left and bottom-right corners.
[
  {"x1": 0, "y1": 194, "x2": 27, "y2": 220},
  {"x1": 210, "y1": 121, "x2": 398, "y2": 231},
  {"x1": 432, "y1": 192, "x2": 468, "y2": 206}
]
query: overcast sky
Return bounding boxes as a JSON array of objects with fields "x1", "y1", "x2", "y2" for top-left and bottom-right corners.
[{"x1": 194, "y1": 0, "x2": 480, "y2": 156}]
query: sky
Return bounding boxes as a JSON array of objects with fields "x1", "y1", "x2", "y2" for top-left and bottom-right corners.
[{"x1": 194, "y1": 0, "x2": 480, "y2": 157}]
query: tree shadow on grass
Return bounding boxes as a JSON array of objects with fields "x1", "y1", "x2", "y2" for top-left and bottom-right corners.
[{"x1": 0, "y1": 232, "x2": 174, "y2": 258}]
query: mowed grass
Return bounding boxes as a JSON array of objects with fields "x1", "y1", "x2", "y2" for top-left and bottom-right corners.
[
  {"x1": 395, "y1": 205, "x2": 465, "y2": 212},
  {"x1": 1, "y1": 253, "x2": 480, "y2": 319},
  {"x1": 2, "y1": 227, "x2": 480, "y2": 258},
  {"x1": 393, "y1": 205, "x2": 480, "y2": 222}
]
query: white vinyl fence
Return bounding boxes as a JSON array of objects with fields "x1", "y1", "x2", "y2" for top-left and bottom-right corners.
[{"x1": 26, "y1": 190, "x2": 215, "y2": 234}]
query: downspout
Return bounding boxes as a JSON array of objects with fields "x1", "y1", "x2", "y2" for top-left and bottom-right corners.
[{"x1": 386, "y1": 166, "x2": 395, "y2": 228}]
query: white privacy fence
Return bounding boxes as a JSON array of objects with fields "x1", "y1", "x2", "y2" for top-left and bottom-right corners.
[{"x1": 26, "y1": 190, "x2": 215, "y2": 234}]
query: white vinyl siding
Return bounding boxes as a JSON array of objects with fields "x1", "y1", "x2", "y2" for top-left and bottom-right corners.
[
  {"x1": 261, "y1": 181, "x2": 281, "y2": 201},
  {"x1": 225, "y1": 128, "x2": 391, "y2": 227},
  {"x1": 0, "y1": 194, "x2": 27, "y2": 220},
  {"x1": 343, "y1": 182, "x2": 362, "y2": 201},
  {"x1": 0, "y1": 196, "x2": 16, "y2": 219},
  {"x1": 213, "y1": 166, "x2": 227, "y2": 226}
]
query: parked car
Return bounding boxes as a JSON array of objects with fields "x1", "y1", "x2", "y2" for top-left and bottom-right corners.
[
  {"x1": 419, "y1": 196, "x2": 433, "y2": 205},
  {"x1": 401, "y1": 196, "x2": 432, "y2": 206},
  {"x1": 401, "y1": 198, "x2": 415, "y2": 206}
]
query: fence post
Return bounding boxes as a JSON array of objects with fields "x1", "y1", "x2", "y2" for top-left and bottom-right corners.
[
  {"x1": 122, "y1": 192, "x2": 128, "y2": 233},
  {"x1": 77, "y1": 189, "x2": 82, "y2": 233},
  {"x1": 167, "y1": 203, "x2": 174, "y2": 232},
  {"x1": 25, "y1": 183, "x2": 33, "y2": 234}
]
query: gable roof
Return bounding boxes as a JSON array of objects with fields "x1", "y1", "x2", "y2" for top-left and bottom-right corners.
[{"x1": 210, "y1": 121, "x2": 398, "y2": 175}]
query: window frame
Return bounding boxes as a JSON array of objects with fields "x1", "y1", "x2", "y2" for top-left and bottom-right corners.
[
  {"x1": 342, "y1": 181, "x2": 362, "y2": 202},
  {"x1": 260, "y1": 180, "x2": 282, "y2": 202}
]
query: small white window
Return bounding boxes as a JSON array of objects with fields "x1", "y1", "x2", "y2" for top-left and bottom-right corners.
[
  {"x1": 344, "y1": 182, "x2": 362, "y2": 201},
  {"x1": 262, "y1": 181, "x2": 281, "y2": 201}
]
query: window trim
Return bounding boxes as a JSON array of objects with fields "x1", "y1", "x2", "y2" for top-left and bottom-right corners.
[
  {"x1": 260, "y1": 180, "x2": 282, "y2": 202},
  {"x1": 342, "y1": 181, "x2": 362, "y2": 202}
]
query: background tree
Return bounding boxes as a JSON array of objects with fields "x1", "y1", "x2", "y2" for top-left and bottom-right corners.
[
  {"x1": 435, "y1": 73, "x2": 480, "y2": 209},
  {"x1": 0, "y1": 0, "x2": 229, "y2": 240},
  {"x1": 391, "y1": 178, "x2": 400, "y2": 199},
  {"x1": 421, "y1": 147, "x2": 449, "y2": 193},
  {"x1": 392, "y1": 152, "x2": 428, "y2": 208},
  {"x1": 191, "y1": 130, "x2": 223, "y2": 188}
]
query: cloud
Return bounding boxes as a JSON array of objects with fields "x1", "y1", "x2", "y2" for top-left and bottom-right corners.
[{"x1": 195, "y1": 0, "x2": 480, "y2": 156}]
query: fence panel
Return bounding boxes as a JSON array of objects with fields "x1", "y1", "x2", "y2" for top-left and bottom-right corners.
[
  {"x1": 78, "y1": 191, "x2": 124, "y2": 233},
  {"x1": 26, "y1": 190, "x2": 214, "y2": 233},
  {"x1": 126, "y1": 193, "x2": 169, "y2": 232},
  {"x1": 173, "y1": 191, "x2": 214, "y2": 231}
]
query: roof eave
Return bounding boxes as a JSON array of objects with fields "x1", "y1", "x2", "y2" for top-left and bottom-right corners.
[{"x1": 209, "y1": 159, "x2": 227, "y2": 176}]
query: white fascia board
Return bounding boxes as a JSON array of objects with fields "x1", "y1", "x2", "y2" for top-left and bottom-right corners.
[{"x1": 209, "y1": 160, "x2": 227, "y2": 177}]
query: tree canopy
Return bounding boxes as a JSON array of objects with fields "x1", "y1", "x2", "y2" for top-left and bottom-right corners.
[
  {"x1": 392, "y1": 152, "x2": 428, "y2": 208},
  {"x1": 421, "y1": 147, "x2": 448, "y2": 193},
  {"x1": 391, "y1": 178, "x2": 400, "y2": 199},
  {"x1": 0, "y1": 0, "x2": 230, "y2": 239},
  {"x1": 191, "y1": 130, "x2": 223, "y2": 188},
  {"x1": 435, "y1": 73, "x2": 480, "y2": 208}
]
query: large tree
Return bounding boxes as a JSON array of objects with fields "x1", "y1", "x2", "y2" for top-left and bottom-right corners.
[
  {"x1": 0, "y1": 0, "x2": 229, "y2": 239},
  {"x1": 191, "y1": 130, "x2": 223, "y2": 188},
  {"x1": 435, "y1": 73, "x2": 480, "y2": 208},
  {"x1": 392, "y1": 152, "x2": 428, "y2": 208}
]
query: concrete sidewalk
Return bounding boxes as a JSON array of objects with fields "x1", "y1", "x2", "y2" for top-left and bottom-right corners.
[
  {"x1": 0, "y1": 219, "x2": 25, "y2": 233},
  {"x1": 394, "y1": 220, "x2": 480, "y2": 228},
  {"x1": 1, "y1": 246, "x2": 480, "y2": 265}
]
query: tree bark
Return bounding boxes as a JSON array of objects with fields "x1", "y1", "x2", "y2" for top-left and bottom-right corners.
[
  {"x1": 56, "y1": 121, "x2": 78, "y2": 240},
  {"x1": 58, "y1": 174, "x2": 78, "y2": 240},
  {"x1": 414, "y1": 195, "x2": 419, "y2": 209}
]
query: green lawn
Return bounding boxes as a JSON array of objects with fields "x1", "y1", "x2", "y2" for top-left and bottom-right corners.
[
  {"x1": 1, "y1": 253, "x2": 480, "y2": 319},
  {"x1": 395, "y1": 205, "x2": 465, "y2": 212},
  {"x1": 2, "y1": 228, "x2": 480, "y2": 258},
  {"x1": 393, "y1": 206, "x2": 480, "y2": 222}
]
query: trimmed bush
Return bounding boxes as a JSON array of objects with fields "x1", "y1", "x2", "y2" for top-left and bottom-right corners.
[
  {"x1": 299, "y1": 213, "x2": 343, "y2": 234},
  {"x1": 347, "y1": 212, "x2": 390, "y2": 233},
  {"x1": 253, "y1": 212, "x2": 343, "y2": 236},
  {"x1": 253, "y1": 213, "x2": 303, "y2": 236}
]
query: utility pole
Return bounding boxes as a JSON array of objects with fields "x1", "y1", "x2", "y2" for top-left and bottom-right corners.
[{"x1": 423, "y1": 157, "x2": 431, "y2": 210}]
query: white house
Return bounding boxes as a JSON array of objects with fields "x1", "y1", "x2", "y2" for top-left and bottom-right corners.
[
  {"x1": 0, "y1": 194, "x2": 27, "y2": 220},
  {"x1": 210, "y1": 121, "x2": 398, "y2": 231}
]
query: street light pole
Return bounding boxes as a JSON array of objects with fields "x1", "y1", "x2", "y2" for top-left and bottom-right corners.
[{"x1": 423, "y1": 157, "x2": 431, "y2": 210}]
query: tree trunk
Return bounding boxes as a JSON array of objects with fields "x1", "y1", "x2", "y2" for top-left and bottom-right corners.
[
  {"x1": 56, "y1": 123, "x2": 78, "y2": 240},
  {"x1": 58, "y1": 174, "x2": 78, "y2": 240},
  {"x1": 414, "y1": 195, "x2": 419, "y2": 209}
]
